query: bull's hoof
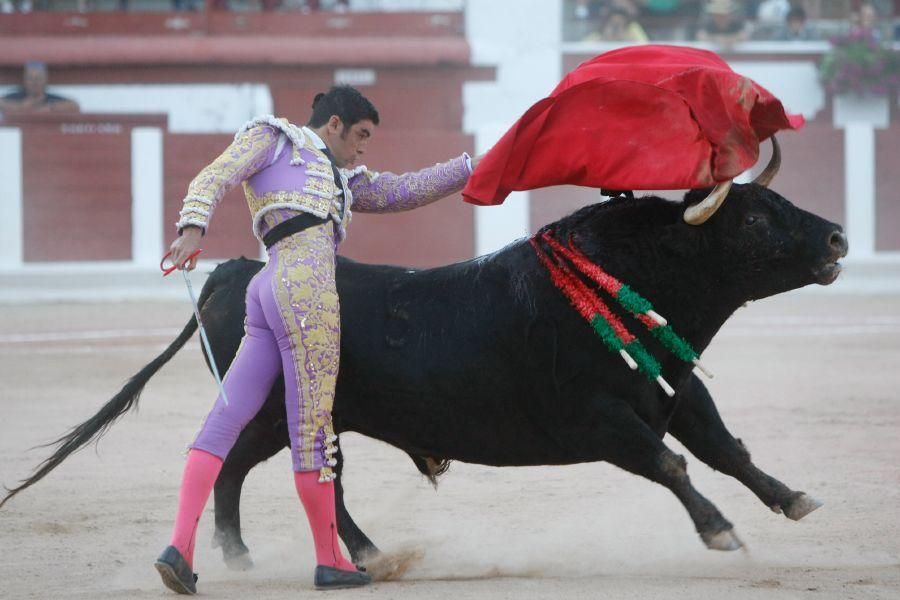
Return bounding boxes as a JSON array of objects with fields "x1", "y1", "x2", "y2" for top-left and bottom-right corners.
[
  {"x1": 769, "y1": 504, "x2": 783, "y2": 514},
  {"x1": 224, "y1": 550, "x2": 254, "y2": 571},
  {"x1": 701, "y1": 529, "x2": 744, "y2": 551},
  {"x1": 362, "y1": 546, "x2": 425, "y2": 581},
  {"x1": 212, "y1": 530, "x2": 254, "y2": 571},
  {"x1": 784, "y1": 493, "x2": 823, "y2": 521}
]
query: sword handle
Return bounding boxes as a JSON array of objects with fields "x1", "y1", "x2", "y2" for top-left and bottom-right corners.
[{"x1": 161, "y1": 249, "x2": 203, "y2": 276}]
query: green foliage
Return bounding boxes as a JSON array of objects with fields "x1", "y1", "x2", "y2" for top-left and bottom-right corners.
[{"x1": 820, "y1": 31, "x2": 900, "y2": 96}]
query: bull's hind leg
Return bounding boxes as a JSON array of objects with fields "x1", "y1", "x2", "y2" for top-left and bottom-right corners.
[
  {"x1": 212, "y1": 408, "x2": 289, "y2": 570},
  {"x1": 668, "y1": 375, "x2": 822, "y2": 521},
  {"x1": 589, "y1": 397, "x2": 742, "y2": 550},
  {"x1": 333, "y1": 446, "x2": 380, "y2": 563}
]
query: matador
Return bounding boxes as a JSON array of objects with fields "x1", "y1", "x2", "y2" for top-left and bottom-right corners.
[{"x1": 155, "y1": 85, "x2": 474, "y2": 594}]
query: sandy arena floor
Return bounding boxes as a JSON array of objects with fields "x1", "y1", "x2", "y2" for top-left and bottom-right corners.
[{"x1": 1, "y1": 292, "x2": 898, "y2": 599}]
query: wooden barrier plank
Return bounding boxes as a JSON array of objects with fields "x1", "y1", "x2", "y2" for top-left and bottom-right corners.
[
  {"x1": 876, "y1": 128, "x2": 900, "y2": 251},
  {"x1": 22, "y1": 127, "x2": 132, "y2": 262},
  {"x1": 164, "y1": 134, "x2": 261, "y2": 261}
]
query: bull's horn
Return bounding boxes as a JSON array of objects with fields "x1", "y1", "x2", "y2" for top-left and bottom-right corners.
[
  {"x1": 683, "y1": 180, "x2": 733, "y2": 225},
  {"x1": 752, "y1": 136, "x2": 781, "y2": 187}
]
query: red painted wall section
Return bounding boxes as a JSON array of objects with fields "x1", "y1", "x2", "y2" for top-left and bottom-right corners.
[
  {"x1": 22, "y1": 123, "x2": 132, "y2": 262},
  {"x1": 273, "y1": 70, "x2": 466, "y2": 133},
  {"x1": 875, "y1": 128, "x2": 900, "y2": 252},
  {"x1": 758, "y1": 124, "x2": 846, "y2": 227}
]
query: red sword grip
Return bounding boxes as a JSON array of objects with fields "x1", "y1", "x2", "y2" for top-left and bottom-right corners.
[{"x1": 160, "y1": 249, "x2": 203, "y2": 276}]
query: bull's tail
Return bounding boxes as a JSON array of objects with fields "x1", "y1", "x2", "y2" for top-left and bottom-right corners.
[
  {"x1": 408, "y1": 454, "x2": 452, "y2": 489},
  {"x1": 0, "y1": 315, "x2": 199, "y2": 509}
]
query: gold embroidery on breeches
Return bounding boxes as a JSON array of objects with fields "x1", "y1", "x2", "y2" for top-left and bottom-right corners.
[{"x1": 271, "y1": 223, "x2": 340, "y2": 480}]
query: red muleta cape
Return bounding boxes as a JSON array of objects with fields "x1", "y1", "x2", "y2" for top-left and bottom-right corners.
[{"x1": 462, "y1": 45, "x2": 804, "y2": 206}]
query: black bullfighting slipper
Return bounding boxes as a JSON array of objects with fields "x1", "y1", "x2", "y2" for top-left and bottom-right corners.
[
  {"x1": 313, "y1": 565, "x2": 372, "y2": 590},
  {"x1": 154, "y1": 545, "x2": 198, "y2": 595}
]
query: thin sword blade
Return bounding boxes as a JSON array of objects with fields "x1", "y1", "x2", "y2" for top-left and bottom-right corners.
[{"x1": 182, "y1": 270, "x2": 230, "y2": 406}]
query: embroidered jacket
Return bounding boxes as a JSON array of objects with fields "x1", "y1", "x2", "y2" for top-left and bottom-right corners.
[{"x1": 177, "y1": 115, "x2": 472, "y2": 242}]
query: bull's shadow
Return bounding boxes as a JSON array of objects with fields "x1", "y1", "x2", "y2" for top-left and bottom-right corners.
[{"x1": 2, "y1": 178, "x2": 847, "y2": 574}]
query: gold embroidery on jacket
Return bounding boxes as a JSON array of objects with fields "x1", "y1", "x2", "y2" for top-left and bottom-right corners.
[
  {"x1": 177, "y1": 125, "x2": 278, "y2": 230},
  {"x1": 247, "y1": 188, "x2": 347, "y2": 240}
]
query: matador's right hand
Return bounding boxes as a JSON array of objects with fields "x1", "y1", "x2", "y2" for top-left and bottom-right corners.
[{"x1": 167, "y1": 227, "x2": 203, "y2": 271}]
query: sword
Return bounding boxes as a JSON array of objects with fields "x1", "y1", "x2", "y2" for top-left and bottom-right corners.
[{"x1": 161, "y1": 249, "x2": 229, "y2": 406}]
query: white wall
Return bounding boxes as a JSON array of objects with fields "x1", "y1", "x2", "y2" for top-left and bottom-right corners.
[
  {"x1": 465, "y1": 0, "x2": 564, "y2": 255},
  {"x1": 0, "y1": 128, "x2": 23, "y2": 269},
  {"x1": 43, "y1": 84, "x2": 273, "y2": 134}
]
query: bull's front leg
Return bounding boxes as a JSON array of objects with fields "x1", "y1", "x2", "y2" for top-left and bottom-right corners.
[
  {"x1": 667, "y1": 375, "x2": 822, "y2": 521},
  {"x1": 586, "y1": 396, "x2": 743, "y2": 551},
  {"x1": 332, "y1": 445, "x2": 380, "y2": 564},
  {"x1": 213, "y1": 404, "x2": 289, "y2": 570}
]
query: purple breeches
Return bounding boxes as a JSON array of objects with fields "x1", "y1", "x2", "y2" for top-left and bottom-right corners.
[{"x1": 191, "y1": 222, "x2": 340, "y2": 480}]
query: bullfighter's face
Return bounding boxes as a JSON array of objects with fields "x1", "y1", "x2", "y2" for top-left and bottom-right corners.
[{"x1": 322, "y1": 116, "x2": 375, "y2": 169}]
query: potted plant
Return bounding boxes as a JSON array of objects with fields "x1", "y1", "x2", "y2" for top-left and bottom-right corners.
[{"x1": 820, "y1": 30, "x2": 900, "y2": 97}]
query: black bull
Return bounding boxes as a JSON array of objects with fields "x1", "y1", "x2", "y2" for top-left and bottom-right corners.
[{"x1": 2, "y1": 183, "x2": 848, "y2": 569}]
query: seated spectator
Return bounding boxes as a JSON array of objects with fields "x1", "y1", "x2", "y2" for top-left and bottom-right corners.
[
  {"x1": 575, "y1": 0, "x2": 640, "y2": 19},
  {"x1": 306, "y1": 0, "x2": 349, "y2": 9},
  {"x1": 585, "y1": 6, "x2": 650, "y2": 42},
  {"x1": 0, "y1": 62, "x2": 79, "y2": 115},
  {"x1": 641, "y1": 0, "x2": 682, "y2": 14},
  {"x1": 574, "y1": 0, "x2": 607, "y2": 19},
  {"x1": 637, "y1": 0, "x2": 703, "y2": 40},
  {"x1": 755, "y1": 0, "x2": 790, "y2": 26},
  {"x1": 0, "y1": 0, "x2": 31, "y2": 12},
  {"x1": 773, "y1": 5, "x2": 818, "y2": 40},
  {"x1": 851, "y1": 2, "x2": 883, "y2": 41},
  {"x1": 639, "y1": 0, "x2": 703, "y2": 17},
  {"x1": 695, "y1": 0, "x2": 751, "y2": 47},
  {"x1": 173, "y1": 0, "x2": 203, "y2": 10},
  {"x1": 259, "y1": 0, "x2": 283, "y2": 11},
  {"x1": 210, "y1": 0, "x2": 349, "y2": 11}
]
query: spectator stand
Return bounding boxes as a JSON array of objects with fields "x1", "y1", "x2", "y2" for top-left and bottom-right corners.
[
  {"x1": 563, "y1": 0, "x2": 898, "y2": 42},
  {"x1": 0, "y1": 0, "x2": 464, "y2": 13}
]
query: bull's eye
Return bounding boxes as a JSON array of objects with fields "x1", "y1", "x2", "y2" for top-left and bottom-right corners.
[{"x1": 745, "y1": 215, "x2": 759, "y2": 226}]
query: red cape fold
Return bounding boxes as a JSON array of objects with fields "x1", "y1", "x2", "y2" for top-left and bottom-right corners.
[{"x1": 462, "y1": 45, "x2": 804, "y2": 206}]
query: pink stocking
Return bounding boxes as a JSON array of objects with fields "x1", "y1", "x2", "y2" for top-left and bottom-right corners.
[
  {"x1": 294, "y1": 471, "x2": 357, "y2": 571},
  {"x1": 169, "y1": 449, "x2": 223, "y2": 568}
]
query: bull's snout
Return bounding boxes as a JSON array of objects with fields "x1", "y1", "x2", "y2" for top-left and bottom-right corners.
[
  {"x1": 813, "y1": 227, "x2": 848, "y2": 285},
  {"x1": 829, "y1": 229, "x2": 849, "y2": 259}
]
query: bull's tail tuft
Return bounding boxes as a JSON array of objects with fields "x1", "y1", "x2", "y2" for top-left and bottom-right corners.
[
  {"x1": 0, "y1": 316, "x2": 198, "y2": 509},
  {"x1": 408, "y1": 454, "x2": 452, "y2": 489}
]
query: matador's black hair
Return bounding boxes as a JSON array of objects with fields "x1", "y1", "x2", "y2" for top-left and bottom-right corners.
[{"x1": 307, "y1": 85, "x2": 380, "y2": 129}]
